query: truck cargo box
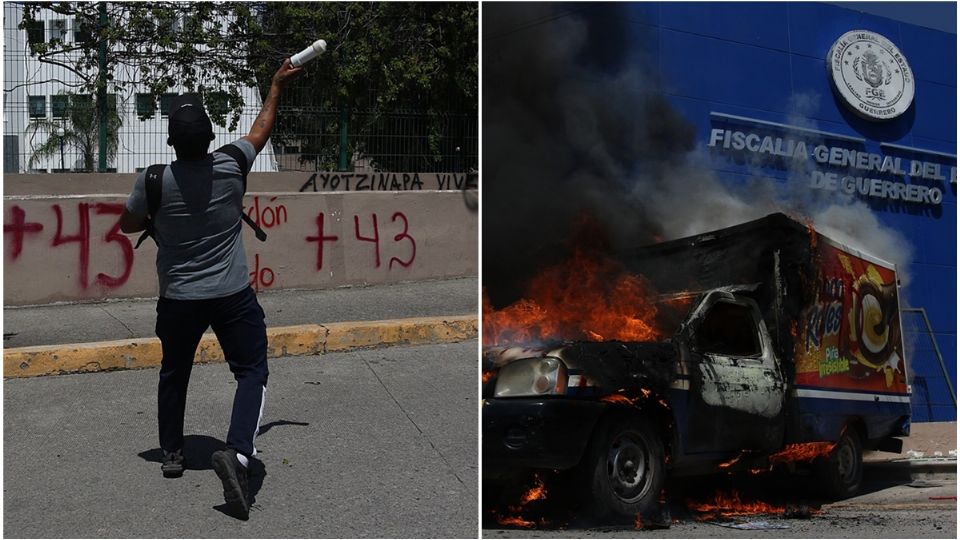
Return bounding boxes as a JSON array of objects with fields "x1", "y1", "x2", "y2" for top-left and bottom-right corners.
[{"x1": 626, "y1": 213, "x2": 910, "y2": 441}]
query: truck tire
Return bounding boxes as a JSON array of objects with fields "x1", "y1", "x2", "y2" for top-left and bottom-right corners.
[
  {"x1": 816, "y1": 429, "x2": 863, "y2": 499},
  {"x1": 576, "y1": 415, "x2": 665, "y2": 520}
]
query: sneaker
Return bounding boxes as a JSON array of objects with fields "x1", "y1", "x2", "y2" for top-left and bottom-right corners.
[
  {"x1": 161, "y1": 449, "x2": 185, "y2": 478},
  {"x1": 211, "y1": 450, "x2": 250, "y2": 519}
]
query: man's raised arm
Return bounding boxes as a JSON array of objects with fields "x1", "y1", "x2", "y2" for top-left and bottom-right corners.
[{"x1": 243, "y1": 58, "x2": 304, "y2": 153}]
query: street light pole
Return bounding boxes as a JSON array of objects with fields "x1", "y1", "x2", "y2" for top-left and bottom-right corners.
[{"x1": 57, "y1": 127, "x2": 65, "y2": 171}]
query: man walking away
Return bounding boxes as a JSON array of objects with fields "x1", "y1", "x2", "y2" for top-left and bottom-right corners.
[{"x1": 120, "y1": 59, "x2": 303, "y2": 519}]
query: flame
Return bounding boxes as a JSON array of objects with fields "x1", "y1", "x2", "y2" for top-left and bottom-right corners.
[
  {"x1": 482, "y1": 371, "x2": 494, "y2": 383},
  {"x1": 483, "y1": 249, "x2": 670, "y2": 346},
  {"x1": 496, "y1": 516, "x2": 535, "y2": 528},
  {"x1": 768, "y1": 442, "x2": 836, "y2": 465},
  {"x1": 600, "y1": 388, "x2": 656, "y2": 407},
  {"x1": 495, "y1": 473, "x2": 548, "y2": 529},
  {"x1": 634, "y1": 513, "x2": 644, "y2": 529},
  {"x1": 806, "y1": 222, "x2": 818, "y2": 250},
  {"x1": 519, "y1": 474, "x2": 547, "y2": 505},
  {"x1": 718, "y1": 453, "x2": 744, "y2": 469},
  {"x1": 688, "y1": 490, "x2": 785, "y2": 519},
  {"x1": 600, "y1": 394, "x2": 638, "y2": 406}
]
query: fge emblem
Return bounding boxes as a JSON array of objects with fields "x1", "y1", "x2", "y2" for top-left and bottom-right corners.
[{"x1": 827, "y1": 30, "x2": 914, "y2": 121}]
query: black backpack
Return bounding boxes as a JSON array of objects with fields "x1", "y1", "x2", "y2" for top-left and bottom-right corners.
[{"x1": 135, "y1": 144, "x2": 267, "y2": 248}]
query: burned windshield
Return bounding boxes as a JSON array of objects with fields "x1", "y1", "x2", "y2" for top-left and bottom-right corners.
[{"x1": 696, "y1": 301, "x2": 761, "y2": 357}]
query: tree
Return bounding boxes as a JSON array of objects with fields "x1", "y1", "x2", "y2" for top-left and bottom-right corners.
[
  {"x1": 249, "y1": 2, "x2": 478, "y2": 171},
  {"x1": 27, "y1": 93, "x2": 123, "y2": 171},
  {"x1": 18, "y1": 2, "x2": 478, "y2": 172},
  {"x1": 19, "y1": 1, "x2": 260, "y2": 130}
]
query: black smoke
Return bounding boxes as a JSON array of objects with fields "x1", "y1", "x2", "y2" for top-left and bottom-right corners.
[
  {"x1": 482, "y1": 3, "x2": 913, "y2": 309},
  {"x1": 483, "y1": 4, "x2": 702, "y2": 307}
]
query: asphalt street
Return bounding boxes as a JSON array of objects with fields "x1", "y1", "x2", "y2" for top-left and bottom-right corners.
[
  {"x1": 3, "y1": 277, "x2": 477, "y2": 348},
  {"x1": 482, "y1": 468, "x2": 957, "y2": 538},
  {"x1": 4, "y1": 340, "x2": 478, "y2": 538}
]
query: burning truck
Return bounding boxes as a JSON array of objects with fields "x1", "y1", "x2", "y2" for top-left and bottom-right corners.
[{"x1": 482, "y1": 213, "x2": 911, "y2": 521}]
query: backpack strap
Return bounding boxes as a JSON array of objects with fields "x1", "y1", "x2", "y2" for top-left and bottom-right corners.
[
  {"x1": 217, "y1": 143, "x2": 267, "y2": 242},
  {"x1": 134, "y1": 164, "x2": 167, "y2": 249}
]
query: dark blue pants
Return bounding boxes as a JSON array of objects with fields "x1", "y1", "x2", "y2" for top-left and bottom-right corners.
[{"x1": 156, "y1": 286, "x2": 268, "y2": 458}]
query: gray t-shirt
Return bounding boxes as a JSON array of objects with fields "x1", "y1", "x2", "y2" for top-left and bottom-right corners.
[{"x1": 126, "y1": 139, "x2": 258, "y2": 300}]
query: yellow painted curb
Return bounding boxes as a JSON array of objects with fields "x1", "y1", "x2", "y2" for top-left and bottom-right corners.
[{"x1": 4, "y1": 315, "x2": 477, "y2": 379}]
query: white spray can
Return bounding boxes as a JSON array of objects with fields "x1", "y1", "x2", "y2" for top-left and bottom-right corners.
[{"x1": 290, "y1": 39, "x2": 327, "y2": 67}]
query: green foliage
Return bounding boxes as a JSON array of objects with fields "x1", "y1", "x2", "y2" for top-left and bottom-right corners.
[
  {"x1": 27, "y1": 92, "x2": 123, "y2": 172},
  {"x1": 249, "y1": 2, "x2": 478, "y2": 171},
  {"x1": 19, "y1": 1, "x2": 259, "y2": 129},
  {"x1": 19, "y1": 1, "x2": 478, "y2": 171}
]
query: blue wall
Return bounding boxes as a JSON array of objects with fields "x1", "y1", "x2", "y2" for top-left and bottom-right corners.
[{"x1": 623, "y1": 2, "x2": 956, "y2": 420}]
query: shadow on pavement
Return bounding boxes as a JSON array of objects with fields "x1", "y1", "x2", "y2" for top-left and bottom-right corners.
[
  {"x1": 258, "y1": 419, "x2": 310, "y2": 436},
  {"x1": 139, "y1": 434, "x2": 226, "y2": 472},
  {"x1": 139, "y1": 420, "x2": 309, "y2": 520}
]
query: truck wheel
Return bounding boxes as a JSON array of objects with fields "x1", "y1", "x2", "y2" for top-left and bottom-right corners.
[
  {"x1": 577, "y1": 415, "x2": 665, "y2": 519},
  {"x1": 816, "y1": 429, "x2": 863, "y2": 499}
]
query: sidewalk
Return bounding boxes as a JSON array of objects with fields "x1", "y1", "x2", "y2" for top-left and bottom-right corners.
[
  {"x1": 864, "y1": 420, "x2": 957, "y2": 475},
  {"x1": 4, "y1": 278, "x2": 478, "y2": 377}
]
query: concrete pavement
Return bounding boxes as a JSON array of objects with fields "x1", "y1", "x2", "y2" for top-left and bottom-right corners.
[
  {"x1": 3, "y1": 278, "x2": 478, "y2": 377},
  {"x1": 3, "y1": 340, "x2": 479, "y2": 538}
]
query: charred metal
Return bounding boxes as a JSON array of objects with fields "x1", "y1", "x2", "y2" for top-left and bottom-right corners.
[{"x1": 483, "y1": 213, "x2": 912, "y2": 523}]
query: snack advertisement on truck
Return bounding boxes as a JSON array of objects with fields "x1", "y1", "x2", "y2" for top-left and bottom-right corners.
[{"x1": 794, "y1": 242, "x2": 908, "y2": 396}]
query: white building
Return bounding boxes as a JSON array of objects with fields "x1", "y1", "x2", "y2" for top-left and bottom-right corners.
[{"x1": 3, "y1": 2, "x2": 278, "y2": 174}]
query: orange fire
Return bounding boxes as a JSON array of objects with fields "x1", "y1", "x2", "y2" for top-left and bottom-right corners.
[
  {"x1": 495, "y1": 516, "x2": 535, "y2": 528},
  {"x1": 483, "y1": 249, "x2": 667, "y2": 346},
  {"x1": 634, "y1": 513, "x2": 644, "y2": 529},
  {"x1": 806, "y1": 222, "x2": 818, "y2": 250},
  {"x1": 495, "y1": 473, "x2": 548, "y2": 528},
  {"x1": 718, "y1": 453, "x2": 744, "y2": 469},
  {"x1": 600, "y1": 394, "x2": 639, "y2": 406},
  {"x1": 688, "y1": 490, "x2": 785, "y2": 519},
  {"x1": 600, "y1": 388, "x2": 657, "y2": 407},
  {"x1": 768, "y1": 442, "x2": 836, "y2": 465},
  {"x1": 482, "y1": 371, "x2": 494, "y2": 384},
  {"x1": 519, "y1": 474, "x2": 547, "y2": 505}
]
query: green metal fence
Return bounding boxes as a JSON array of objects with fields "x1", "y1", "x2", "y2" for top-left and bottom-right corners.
[{"x1": 2, "y1": 2, "x2": 478, "y2": 174}]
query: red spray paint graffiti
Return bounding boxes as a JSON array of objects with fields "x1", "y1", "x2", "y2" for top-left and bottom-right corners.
[
  {"x1": 5, "y1": 202, "x2": 134, "y2": 289},
  {"x1": 245, "y1": 196, "x2": 288, "y2": 229},
  {"x1": 3, "y1": 205, "x2": 44, "y2": 260},
  {"x1": 306, "y1": 211, "x2": 418, "y2": 271},
  {"x1": 249, "y1": 253, "x2": 275, "y2": 292}
]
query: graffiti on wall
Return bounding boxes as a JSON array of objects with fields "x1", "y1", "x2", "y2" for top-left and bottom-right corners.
[
  {"x1": 3, "y1": 189, "x2": 477, "y2": 307},
  {"x1": 304, "y1": 211, "x2": 417, "y2": 271},
  {"x1": 299, "y1": 172, "x2": 477, "y2": 192},
  {"x1": 5, "y1": 198, "x2": 423, "y2": 297},
  {"x1": 4, "y1": 202, "x2": 134, "y2": 289}
]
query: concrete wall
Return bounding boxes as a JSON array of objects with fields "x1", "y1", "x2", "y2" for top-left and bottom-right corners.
[
  {"x1": 4, "y1": 191, "x2": 477, "y2": 306},
  {"x1": 3, "y1": 171, "x2": 477, "y2": 195}
]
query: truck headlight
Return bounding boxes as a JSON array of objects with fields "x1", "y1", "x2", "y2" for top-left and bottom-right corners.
[{"x1": 494, "y1": 357, "x2": 568, "y2": 397}]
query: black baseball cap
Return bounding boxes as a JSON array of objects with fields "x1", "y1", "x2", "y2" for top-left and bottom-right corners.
[{"x1": 168, "y1": 94, "x2": 214, "y2": 141}]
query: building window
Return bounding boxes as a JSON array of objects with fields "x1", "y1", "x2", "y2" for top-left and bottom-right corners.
[
  {"x1": 49, "y1": 19, "x2": 68, "y2": 42},
  {"x1": 136, "y1": 93, "x2": 156, "y2": 119},
  {"x1": 71, "y1": 94, "x2": 93, "y2": 114},
  {"x1": 72, "y1": 18, "x2": 92, "y2": 44},
  {"x1": 25, "y1": 20, "x2": 44, "y2": 45},
  {"x1": 51, "y1": 95, "x2": 69, "y2": 118},
  {"x1": 159, "y1": 93, "x2": 177, "y2": 116},
  {"x1": 29, "y1": 96, "x2": 46, "y2": 119},
  {"x1": 106, "y1": 93, "x2": 118, "y2": 116}
]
